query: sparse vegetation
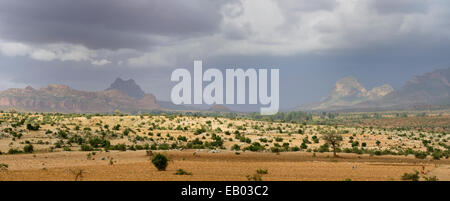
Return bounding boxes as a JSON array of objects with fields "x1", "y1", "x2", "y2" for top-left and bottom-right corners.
[
  {"x1": 175, "y1": 169, "x2": 192, "y2": 175},
  {"x1": 401, "y1": 171, "x2": 420, "y2": 181},
  {"x1": 0, "y1": 111, "x2": 448, "y2": 181}
]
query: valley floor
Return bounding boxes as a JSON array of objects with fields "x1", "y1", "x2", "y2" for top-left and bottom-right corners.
[{"x1": 1, "y1": 150, "x2": 448, "y2": 181}]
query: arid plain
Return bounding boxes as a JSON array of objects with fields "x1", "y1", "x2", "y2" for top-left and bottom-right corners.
[{"x1": 0, "y1": 111, "x2": 449, "y2": 181}]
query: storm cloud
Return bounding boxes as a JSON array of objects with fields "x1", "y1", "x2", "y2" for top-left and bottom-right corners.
[
  {"x1": 0, "y1": 0, "x2": 449, "y2": 110},
  {"x1": 0, "y1": 0, "x2": 227, "y2": 50}
]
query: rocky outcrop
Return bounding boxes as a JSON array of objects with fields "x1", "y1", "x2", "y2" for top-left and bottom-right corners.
[
  {"x1": 0, "y1": 81, "x2": 159, "y2": 113},
  {"x1": 300, "y1": 68, "x2": 450, "y2": 111},
  {"x1": 106, "y1": 78, "x2": 145, "y2": 99},
  {"x1": 300, "y1": 76, "x2": 393, "y2": 111}
]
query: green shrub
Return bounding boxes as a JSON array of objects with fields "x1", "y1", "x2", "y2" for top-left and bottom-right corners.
[
  {"x1": 177, "y1": 136, "x2": 188, "y2": 142},
  {"x1": 23, "y1": 144, "x2": 34, "y2": 153},
  {"x1": 351, "y1": 141, "x2": 359, "y2": 147},
  {"x1": 112, "y1": 143, "x2": 127, "y2": 151},
  {"x1": 158, "y1": 143, "x2": 170, "y2": 150},
  {"x1": 8, "y1": 148, "x2": 22, "y2": 154},
  {"x1": 256, "y1": 169, "x2": 268, "y2": 175},
  {"x1": 300, "y1": 142, "x2": 308, "y2": 149},
  {"x1": 152, "y1": 153, "x2": 168, "y2": 171},
  {"x1": 432, "y1": 151, "x2": 442, "y2": 160},
  {"x1": 80, "y1": 144, "x2": 93, "y2": 151},
  {"x1": 0, "y1": 163, "x2": 8, "y2": 171},
  {"x1": 319, "y1": 143, "x2": 330, "y2": 153},
  {"x1": 401, "y1": 171, "x2": 419, "y2": 181},
  {"x1": 174, "y1": 169, "x2": 192, "y2": 175},
  {"x1": 245, "y1": 142, "x2": 265, "y2": 152},
  {"x1": 414, "y1": 151, "x2": 427, "y2": 159},
  {"x1": 423, "y1": 175, "x2": 439, "y2": 181},
  {"x1": 26, "y1": 124, "x2": 40, "y2": 131},
  {"x1": 231, "y1": 144, "x2": 241, "y2": 151}
]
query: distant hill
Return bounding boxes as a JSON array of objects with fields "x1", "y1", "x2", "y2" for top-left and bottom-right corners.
[
  {"x1": 0, "y1": 78, "x2": 214, "y2": 114},
  {"x1": 106, "y1": 78, "x2": 145, "y2": 99},
  {"x1": 300, "y1": 68, "x2": 450, "y2": 111},
  {"x1": 208, "y1": 105, "x2": 232, "y2": 112},
  {"x1": 299, "y1": 76, "x2": 393, "y2": 111},
  {"x1": 0, "y1": 81, "x2": 158, "y2": 113},
  {"x1": 358, "y1": 67, "x2": 450, "y2": 110}
]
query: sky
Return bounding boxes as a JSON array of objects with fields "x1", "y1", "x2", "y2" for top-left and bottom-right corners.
[{"x1": 0, "y1": 0, "x2": 450, "y2": 111}]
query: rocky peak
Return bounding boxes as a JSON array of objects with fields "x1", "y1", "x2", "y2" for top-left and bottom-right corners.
[
  {"x1": 106, "y1": 78, "x2": 145, "y2": 99},
  {"x1": 368, "y1": 84, "x2": 394, "y2": 99},
  {"x1": 301, "y1": 76, "x2": 395, "y2": 111},
  {"x1": 330, "y1": 76, "x2": 367, "y2": 98}
]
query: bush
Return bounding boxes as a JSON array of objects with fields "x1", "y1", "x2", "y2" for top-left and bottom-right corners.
[
  {"x1": 270, "y1": 147, "x2": 281, "y2": 153},
  {"x1": 300, "y1": 142, "x2": 308, "y2": 149},
  {"x1": 23, "y1": 144, "x2": 34, "y2": 153},
  {"x1": 290, "y1": 146, "x2": 300, "y2": 152},
  {"x1": 152, "y1": 153, "x2": 168, "y2": 171},
  {"x1": 401, "y1": 171, "x2": 419, "y2": 181},
  {"x1": 158, "y1": 143, "x2": 170, "y2": 150},
  {"x1": 231, "y1": 144, "x2": 241, "y2": 151},
  {"x1": 256, "y1": 169, "x2": 268, "y2": 175},
  {"x1": 80, "y1": 144, "x2": 93, "y2": 151},
  {"x1": 432, "y1": 151, "x2": 442, "y2": 160},
  {"x1": 423, "y1": 175, "x2": 439, "y2": 181},
  {"x1": 245, "y1": 142, "x2": 265, "y2": 152},
  {"x1": 318, "y1": 143, "x2": 330, "y2": 153},
  {"x1": 112, "y1": 143, "x2": 127, "y2": 151},
  {"x1": 0, "y1": 163, "x2": 8, "y2": 171},
  {"x1": 26, "y1": 124, "x2": 40, "y2": 131},
  {"x1": 177, "y1": 136, "x2": 188, "y2": 142},
  {"x1": 174, "y1": 169, "x2": 192, "y2": 175},
  {"x1": 414, "y1": 151, "x2": 427, "y2": 159},
  {"x1": 351, "y1": 141, "x2": 359, "y2": 147},
  {"x1": 8, "y1": 148, "x2": 22, "y2": 154}
]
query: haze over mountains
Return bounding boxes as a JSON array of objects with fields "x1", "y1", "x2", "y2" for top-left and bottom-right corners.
[
  {"x1": 0, "y1": 77, "x2": 227, "y2": 113},
  {"x1": 300, "y1": 68, "x2": 450, "y2": 111},
  {"x1": 0, "y1": 78, "x2": 159, "y2": 113},
  {"x1": 0, "y1": 68, "x2": 448, "y2": 113}
]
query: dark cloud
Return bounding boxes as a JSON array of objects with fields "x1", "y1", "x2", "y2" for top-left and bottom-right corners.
[
  {"x1": 0, "y1": 0, "x2": 450, "y2": 111},
  {"x1": 0, "y1": 0, "x2": 230, "y2": 50}
]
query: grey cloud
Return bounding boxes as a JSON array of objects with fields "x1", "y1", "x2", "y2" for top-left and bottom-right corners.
[
  {"x1": 369, "y1": 0, "x2": 429, "y2": 14},
  {"x1": 0, "y1": 0, "x2": 231, "y2": 50},
  {"x1": 277, "y1": 0, "x2": 338, "y2": 12}
]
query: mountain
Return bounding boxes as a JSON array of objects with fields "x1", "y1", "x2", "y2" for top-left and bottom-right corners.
[
  {"x1": 359, "y1": 67, "x2": 450, "y2": 110},
  {"x1": 300, "y1": 76, "x2": 393, "y2": 111},
  {"x1": 0, "y1": 77, "x2": 218, "y2": 113},
  {"x1": 300, "y1": 68, "x2": 450, "y2": 111},
  {"x1": 106, "y1": 78, "x2": 145, "y2": 99},
  {"x1": 367, "y1": 84, "x2": 394, "y2": 99},
  {"x1": 0, "y1": 82, "x2": 158, "y2": 113}
]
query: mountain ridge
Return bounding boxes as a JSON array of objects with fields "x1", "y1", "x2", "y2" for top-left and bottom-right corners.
[
  {"x1": 300, "y1": 76, "x2": 393, "y2": 111},
  {"x1": 300, "y1": 67, "x2": 450, "y2": 111},
  {"x1": 0, "y1": 79, "x2": 159, "y2": 113}
]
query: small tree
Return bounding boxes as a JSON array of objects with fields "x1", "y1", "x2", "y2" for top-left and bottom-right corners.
[
  {"x1": 321, "y1": 131, "x2": 343, "y2": 157},
  {"x1": 23, "y1": 144, "x2": 34, "y2": 153},
  {"x1": 152, "y1": 153, "x2": 168, "y2": 171}
]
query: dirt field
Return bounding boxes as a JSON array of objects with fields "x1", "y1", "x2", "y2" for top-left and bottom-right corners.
[
  {"x1": 0, "y1": 112, "x2": 449, "y2": 181},
  {"x1": 1, "y1": 150, "x2": 448, "y2": 181}
]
